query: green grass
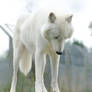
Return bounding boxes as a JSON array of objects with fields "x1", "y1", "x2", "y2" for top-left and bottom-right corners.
[
  {"x1": 0, "y1": 66, "x2": 92, "y2": 92},
  {"x1": 0, "y1": 71, "x2": 35, "y2": 92}
]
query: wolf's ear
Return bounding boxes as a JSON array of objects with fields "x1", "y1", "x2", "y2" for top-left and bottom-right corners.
[
  {"x1": 48, "y1": 12, "x2": 56, "y2": 23},
  {"x1": 65, "y1": 14, "x2": 73, "y2": 23}
]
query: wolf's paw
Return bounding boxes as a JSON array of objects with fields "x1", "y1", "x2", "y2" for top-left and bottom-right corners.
[
  {"x1": 50, "y1": 84, "x2": 60, "y2": 92},
  {"x1": 42, "y1": 85, "x2": 48, "y2": 92},
  {"x1": 35, "y1": 82, "x2": 48, "y2": 92},
  {"x1": 50, "y1": 88, "x2": 60, "y2": 92},
  {"x1": 10, "y1": 89, "x2": 15, "y2": 92}
]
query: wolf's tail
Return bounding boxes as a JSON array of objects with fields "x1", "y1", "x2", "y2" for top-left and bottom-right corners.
[{"x1": 19, "y1": 46, "x2": 32, "y2": 76}]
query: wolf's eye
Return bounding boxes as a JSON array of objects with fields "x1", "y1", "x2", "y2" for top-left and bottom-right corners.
[{"x1": 54, "y1": 36, "x2": 59, "y2": 39}]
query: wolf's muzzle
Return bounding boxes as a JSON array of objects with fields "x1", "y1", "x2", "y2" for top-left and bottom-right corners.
[{"x1": 56, "y1": 51, "x2": 62, "y2": 55}]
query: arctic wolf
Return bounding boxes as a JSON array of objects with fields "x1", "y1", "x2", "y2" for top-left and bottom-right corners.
[{"x1": 10, "y1": 9, "x2": 73, "y2": 92}]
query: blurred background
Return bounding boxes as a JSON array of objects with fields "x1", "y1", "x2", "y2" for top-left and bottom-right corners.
[{"x1": 0, "y1": 0, "x2": 92, "y2": 92}]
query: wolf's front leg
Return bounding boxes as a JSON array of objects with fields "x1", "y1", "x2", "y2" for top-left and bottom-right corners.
[
  {"x1": 10, "y1": 51, "x2": 20, "y2": 92},
  {"x1": 50, "y1": 54, "x2": 60, "y2": 92},
  {"x1": 35, "y1": 51, "x2": 47, "y2": 92}
]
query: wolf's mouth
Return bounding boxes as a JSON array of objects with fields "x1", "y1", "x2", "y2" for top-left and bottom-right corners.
[{"x1": 56, "y1": 51, "x2": 62, "y2": 55}]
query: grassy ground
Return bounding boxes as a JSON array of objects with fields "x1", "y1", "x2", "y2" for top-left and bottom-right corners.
[
  {"x1": 0, "y1": 70, "x2": 35, "y2": 92},
  {"x1": 0, "y1": 72, "x2": 92, "y2": 92}
]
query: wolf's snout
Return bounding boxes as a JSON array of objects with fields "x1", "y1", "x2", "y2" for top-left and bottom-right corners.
[{"x1": 56, "y1": 51, "x2": 62, "y2": 55}]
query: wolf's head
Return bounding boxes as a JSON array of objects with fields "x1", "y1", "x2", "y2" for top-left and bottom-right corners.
[{"x1": 41, "y1": 12, "x2": 73, "y2": 55}]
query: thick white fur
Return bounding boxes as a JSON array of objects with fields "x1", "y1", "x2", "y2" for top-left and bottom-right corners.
[{"x1": 10, "y1": 9, "x2": 73, "y2": 92}]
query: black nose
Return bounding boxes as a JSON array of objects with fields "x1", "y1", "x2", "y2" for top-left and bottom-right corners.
[{"x1": 56, "y1": 51, "x2": 62, "y2": 55}]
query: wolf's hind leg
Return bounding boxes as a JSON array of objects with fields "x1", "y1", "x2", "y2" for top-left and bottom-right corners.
[{"x1": 10, "y1": 44, "x2": 24, "y2": 92}]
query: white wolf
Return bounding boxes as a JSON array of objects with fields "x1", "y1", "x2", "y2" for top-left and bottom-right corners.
[{"x1": 10, "y1": 9, "x2": 73, "y2": 92}]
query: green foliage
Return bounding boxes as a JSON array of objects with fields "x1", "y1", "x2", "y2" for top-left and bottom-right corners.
[
  {"x1": 73, "y1": 39, "x2": 85, "y2": 48},
  {"x1": 89, "y1": 22, "x2": 92, "y2": 28},
  {"x1": 0, "y1": 83, "x2": 11, "y2": 92},
  {"x1": 86, "y1": 89, "x2": 92, "y2": 92},
  {"x1": 16, "y1": 71, "x2": 35, "y2": 92},
  {"x1": 60, "y1": 82, "x2": 67, "y2": 92},
  {"x1": 0, "y1": 71, "x2": 35, "y2": 92}
]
